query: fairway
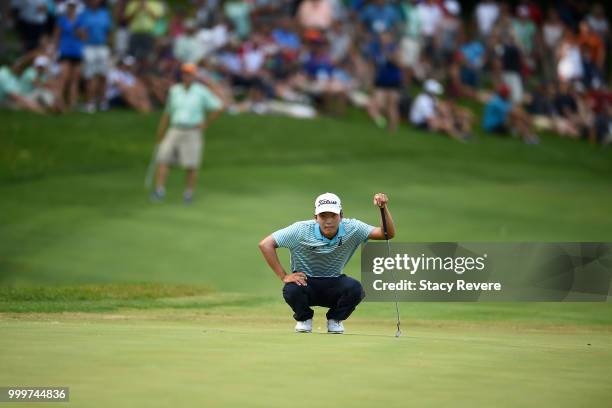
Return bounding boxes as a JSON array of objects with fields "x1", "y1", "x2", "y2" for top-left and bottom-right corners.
[{"x1": 1, "y1": 109, "x2": 612, "y2": 407}]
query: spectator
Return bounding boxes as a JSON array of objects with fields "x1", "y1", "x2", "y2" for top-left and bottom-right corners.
[
  {"x1": 475, "y1": 0, "x2": 499, "y2": 39},
  {"x1": 360, "y1": 0, "x2": 401, "y2": 34},
  {"x1": 585, "y1": 4, "x2": 609, "y2": 44},
  {"x1": 499, "y1": 36, "x2": 524, "y2": 104},
  {"x1": 367, "y1": 32, "x2": 402, "y2": 132},
  {"x1": 173, "y1": 19, "x2": 203, "y2": 64},
  {"x1": 557, "y1": 28, "x2": 583, "y2": 82},
  {"x1": 14, "y1": 0, "x2": 50, "y2": 51},
  {"x1": 193, "y1": 0, "x2": 221, "y2": 29},
  {"x1": 223, "y1": 0, "x2": 252, "y2": 39},
  {"x1": 298, "y1": 0, "x2": 334, "y2": 31},
  {"x1": 578, "y1": 20, "x2": 605, "y2": 71},
  {"x1": 542, "y1": 8, "x2": 565, "y2": 82},
  {"x1": 168, "y1": 6, "x2": 187, "y2": 38},
  {"x1": 409, "y1": 79, "x2": 467, "y2": 141},
  {"x1": 435, "y1": 0, "x2": 463, "y2": 65},
  {"x1": 124, "y1": 0, "x2": 166, "y2": 61},
  {"x1": 527, "y1": 82, "x2": 556, "y2": 132},
  {"x1": 399, "y1": 0, "x2": 421, "y2": 69},
  {"x1": 327, "y1": 20, "x2": 350, "y2": 64},
  {"x1": 553, "y1": 81, "x2": 587, "y2": 139},
  {"x1": 586, "y1": 84, "x2": 612, "y2": 144},
  {"x1": 458, "y1": 38, "x2": 485, "y2": 91},
  {"x1": 81, "y1": 0, "x2": 112, "y2": 113},
  {"x1": 417, "y1": 0, "x2": 442, "y2": 57},
  {"x1": 18, "y1": 55, "x2": 60, "y2": 112},
  {"x1": 482, "y1": 84, "x2": 538, "y2": 144},
  {"x1": 0, "y1": 65, "x2": 45, "y2": 113},
  {"x1": 512, "y1": 5, "x2": 536, "y2": 57},
  {"x1": 54, "y1": 0, "x2": 86, "y2": 111},
  {"x1": 105, "y1": 56, "x2": 152, "y2": 113}
]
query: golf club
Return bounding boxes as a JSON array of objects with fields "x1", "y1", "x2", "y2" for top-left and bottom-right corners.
[
  {"x1": 144, "y1": 145, "x2": 158, "y2": 190},
  {"x1": 380, "y1": 206, "x2": 401, "y2": 338}
]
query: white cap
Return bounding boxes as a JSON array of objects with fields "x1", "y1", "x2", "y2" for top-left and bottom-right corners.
[
  {"x1": 314, "y1": 192, "x2": 342, "y2": 215},
  {"x1": 444, "y1": 0, "x2": 461, "y2": 16},
  {"x1": 66, "y1": 0, "x2": 79, "y2": 6},
  {"x1": 34, "y1": 55, "x2": 50, "y2": 67},
  {"x1": 424, "y1": 79, "x2": 443, "y2": 95}
]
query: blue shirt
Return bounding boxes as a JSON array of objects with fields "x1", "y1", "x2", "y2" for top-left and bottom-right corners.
[
  {"x1": 483, "y1": 95, "x2": 512, "y2": 131},
  {"x1": 58, "y1": 14, "x2": 85, "y2": 58},
  {"x1": 460, "y1": 41, "x2": 485, "y2": 67},
  {"x1": 80, "y1": 7, "x2": 111, "y2": 45},
  {"x1": 360, "y1": 4, "x2": 401, "y2": 33},
  {"x1": 272, "y1": 29, "x2": 300, "y2": 50},
  {"x1": 272, "y1": 219, "x2": 375, "y2": 278}
]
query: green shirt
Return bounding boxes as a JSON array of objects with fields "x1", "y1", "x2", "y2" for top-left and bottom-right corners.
[
  {"x1": 0, "y1": 66, "x2": 20, "y2": 103},
  {"x1": 224, "y1": 1, "x2": 252, "y2": 39},
  {"x1": 165, "y1": 82, "x2": 222, "y2": 128},
  {"x1": 401, "y1": 2, "x2": 420, "y2": 39},
  {"x1": 19, "y1": 67, "x2": 39, "y2": 95},
  {"x1": 125, "y1": 0, "x2": 165, "y2": 33},
  {"x1": 512, "y1": 19, "x2": 536, "y2": 54}
]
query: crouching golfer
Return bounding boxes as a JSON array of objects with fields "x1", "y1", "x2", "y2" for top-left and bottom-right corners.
[{"x1": 259, "y1": 192, "x2": 395, "y2": 334}]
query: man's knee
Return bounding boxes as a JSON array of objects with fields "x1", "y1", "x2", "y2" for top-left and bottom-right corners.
[
  {"x1": 342, "y1": 277, "x2": 366, "y2": 301},
  {"x1": 282, "y1": 283, "x2": 304, "y2": 302}
]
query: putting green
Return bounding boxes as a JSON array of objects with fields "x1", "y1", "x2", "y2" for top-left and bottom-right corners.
[{"x1": 1, "y1": 304, "x2": 611, "y2": 408}]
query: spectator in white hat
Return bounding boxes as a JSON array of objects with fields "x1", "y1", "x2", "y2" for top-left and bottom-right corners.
[{"x1": 410, "y1": 79, "x2": 468, "y2": 141}]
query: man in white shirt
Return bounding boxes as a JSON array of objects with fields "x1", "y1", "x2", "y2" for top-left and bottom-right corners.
[
  {"x1": 417, "y1": 0, "x2": 442, "y2": 38},
  {"x1": 15, "y1": 0, "x2": 49, "y2": 51},
  {"x1": 410, "y1": 79, "x2": 440, "y2": 128},
  {"x1": 410, "y1": 79, "x2": 468, "y2": 141},
  {"x1": 475, "y1": 0, "x2": 499, "y2": 38}
]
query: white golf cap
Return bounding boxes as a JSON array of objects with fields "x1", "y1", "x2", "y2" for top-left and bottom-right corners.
[
  {"x1": 34, "y1": 55, "x2": 50, "y2": 67},
  {"x1": 424, "y1": 79, "x2": 443, "y2": 95},
  {"x1": 314, "y1": 192, "x2": 342, "y2": 215}
]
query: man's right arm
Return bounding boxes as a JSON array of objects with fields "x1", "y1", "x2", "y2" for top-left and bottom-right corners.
[{"x1": 258, "y1": 235, "x2": 307, "y2": 286}]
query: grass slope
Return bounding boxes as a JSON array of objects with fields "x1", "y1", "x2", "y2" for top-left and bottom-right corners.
[{"x1": 1, "y1": 110, "x2": 611, "y2": 295}]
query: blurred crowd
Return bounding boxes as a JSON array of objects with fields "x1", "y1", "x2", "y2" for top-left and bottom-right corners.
[{"x1": 1, "y1": 0, "x2": 611, "y2": 144}]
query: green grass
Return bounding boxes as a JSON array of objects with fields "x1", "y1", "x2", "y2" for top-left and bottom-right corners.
[
  {"x1": 1, "y1": 309, "x2": 611, "y2": 408},
  {"x1": 1, "y1": 109, "x2": 611, "y2": 407}
]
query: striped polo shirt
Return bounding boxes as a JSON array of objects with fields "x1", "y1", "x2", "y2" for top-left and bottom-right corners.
[{"x1": 272, "y1": 219, "x2": 375, "y2": 278}]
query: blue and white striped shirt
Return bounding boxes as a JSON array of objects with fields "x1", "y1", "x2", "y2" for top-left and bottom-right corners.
[{"x1": 272, "y1": 219, "x2": 375, "y2": 278}]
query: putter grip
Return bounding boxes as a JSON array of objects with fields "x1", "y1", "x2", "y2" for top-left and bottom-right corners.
[{"x1": 380, "y1": 207, "x2": 388, "y2": 239}]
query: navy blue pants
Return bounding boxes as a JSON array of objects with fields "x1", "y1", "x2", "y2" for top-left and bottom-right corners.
[{"x1": 282, "y1": 275, "x2": 366, "y2": 321}]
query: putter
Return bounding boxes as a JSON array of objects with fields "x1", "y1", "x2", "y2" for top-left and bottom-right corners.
[
  {"x1": 380, "y1": 206, "x2": 402, "y2": 338},
  {"x1": 144, "y1": 145, "x2": 159, "y2": 190}
]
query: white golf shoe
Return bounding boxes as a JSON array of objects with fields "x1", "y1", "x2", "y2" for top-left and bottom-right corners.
[
  {"x1": 295, "y1": 319, "x2": 312, "y2": 333},
  {"x1": 327, "y1": 319, "x2": 344, "y2": 334}
]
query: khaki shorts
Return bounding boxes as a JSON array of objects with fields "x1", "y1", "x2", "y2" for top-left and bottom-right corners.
[
  {"x1": 157, "y1": 127, "x2": 203, "y2": 169},
  {"x1": 83, "y1": 45, "x2": 110, "y2": 79}
]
